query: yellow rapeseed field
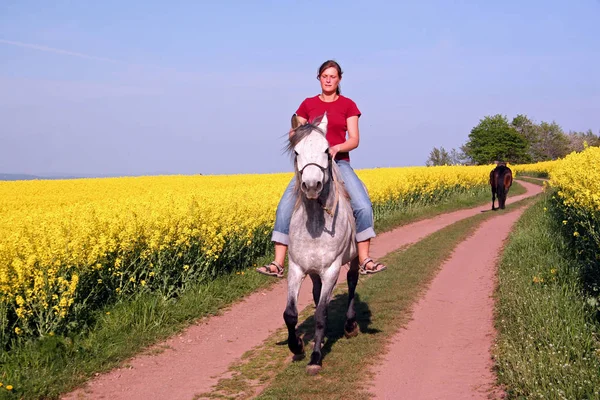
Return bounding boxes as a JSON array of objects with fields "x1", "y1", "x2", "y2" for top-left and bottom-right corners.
[
  {"x1": 0, "y1": 164, "x2": 511, "y2": 340},
  {"x1": 550, "y1": 146, "x2": 600, "y2": 212},
  {"x1": 512, "y1": 160, "x2": 561, "y2": 178},
  {"x1": 513, "y1": 146, "x2": 600, "y2": 294}
]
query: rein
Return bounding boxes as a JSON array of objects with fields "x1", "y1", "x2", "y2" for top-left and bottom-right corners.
[{"x1": 321, "y1": 181, "x2": 339, "y2": 217}]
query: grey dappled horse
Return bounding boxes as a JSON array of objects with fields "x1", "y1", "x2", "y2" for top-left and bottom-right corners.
[{"x1": 283, "y1": 112, "x2": 361, "y2": 375}]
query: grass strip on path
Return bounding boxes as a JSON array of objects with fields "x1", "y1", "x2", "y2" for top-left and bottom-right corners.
[
  {"x1": 375, "y1": 183, "x2": 525, "y2": 234},
  {"x1": 493, "y1": 194, "x2": 600, "y2": 399},
  {"x1": 0, "y1": 183, "x2": 528, "y2": 400},
  {"x1": 200, "y1": 196, "x2": 538, "y2": 400},
  {"x1": 515, "y1": 176, "x2": 547, "y2": 187}
]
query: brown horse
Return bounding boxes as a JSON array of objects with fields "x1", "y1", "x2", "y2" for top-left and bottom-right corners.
[{"x1": 490, "y1": 163, "x2": 513, "y2": 210}]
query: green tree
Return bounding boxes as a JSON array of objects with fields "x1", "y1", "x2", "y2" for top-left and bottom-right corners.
[
  {"x1": 511, "y1": 114, "x2": 539, "y2": 160},
  {"x1": 567, "y1": 129, "x2": 600, "y2": 153},
  {"x1": 425, "y1": 146, "x2": 451, "y2": 166},
  {"x1": 536, "y1": 121, "x2": 570, "y2": 160},
  {"x1": 449, "y1": 147, "x2": 470, "y2": 165},
  {"x1": 464, "y1": 114, "x2": 530, "y2": 165}
]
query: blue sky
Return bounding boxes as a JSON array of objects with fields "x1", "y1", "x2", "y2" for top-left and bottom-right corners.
[{"x1": 1, "y1": 0, "x2": 599, "y2": 177}]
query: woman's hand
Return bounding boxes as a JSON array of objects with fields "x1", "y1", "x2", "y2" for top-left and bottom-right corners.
[
  {"x1": 289, "y1": 116, "x2": 307, "y2": 139},
  {"x1": 329, "y1": 144, "x2": 341, "y2": 160}
]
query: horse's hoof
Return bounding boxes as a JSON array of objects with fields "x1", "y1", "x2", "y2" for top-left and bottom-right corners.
[
  {"x1": 344, "y1": 323, "x2": 359, "y2": 339},
  {"x1": 306, "y1": 364, "x2": 322, "y2": 375},
  {"x1": 290, "y1": 335, "x2": 304, "y2": 355}
]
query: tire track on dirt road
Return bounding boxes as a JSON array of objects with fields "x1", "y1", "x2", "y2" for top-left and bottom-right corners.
[
  {"x1": 368, "y1": 206, "x2": 528, "y2": 399},
  {"x1": 62, "y1": 181, "x2": 541, "y2": 400}
]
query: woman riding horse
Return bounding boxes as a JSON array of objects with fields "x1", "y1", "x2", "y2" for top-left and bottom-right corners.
[{"x1": 257, "y1": 60, "x2": 387, "y2": 278}]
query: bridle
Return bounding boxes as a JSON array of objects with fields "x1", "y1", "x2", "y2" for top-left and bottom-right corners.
[{"x1": 296, "y1": 150, "x2": 339, "y2": 217}]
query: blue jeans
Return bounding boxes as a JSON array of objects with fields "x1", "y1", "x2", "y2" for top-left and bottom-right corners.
[{"x1": 271, "y1": 160, "x2": 376, "y2": 245}]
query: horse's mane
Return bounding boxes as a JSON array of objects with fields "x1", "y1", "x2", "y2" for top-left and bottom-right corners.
[
  {"x1": 330, "y1": 160, "x2": 355, "y2": 238},
  {"x1": 284, "y1": 114, "x2": 326, "y2": 157},
  {"x1": 331, "y1": 160, "x2": 350, "y2": 202}
]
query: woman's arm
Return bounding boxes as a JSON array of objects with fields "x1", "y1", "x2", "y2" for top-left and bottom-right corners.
[{"x1": 330, "y1": 115, "x2": 360, "y2": 159}]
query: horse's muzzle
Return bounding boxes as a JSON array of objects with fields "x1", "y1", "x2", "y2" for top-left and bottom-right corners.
[
  {"x1": 302, "y1": 179, "x2": 323, "y2": 199},
  {"x1": 299, "y1": 164, "x2": 325, "y2": 199}
]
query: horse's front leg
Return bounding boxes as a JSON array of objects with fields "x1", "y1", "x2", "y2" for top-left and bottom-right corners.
[
  {"x1": 307, "y1": 265, "x2": 340, "y2": 375},
  {"x1": 283, "y1": 264, "x2": 304, "y2": 356},
  {"x1": 309, "y1": 273, "x2": 322, "y2": 308},
  {"x1": 344, "y1": 257, "x2": 360, "y2": 338}
]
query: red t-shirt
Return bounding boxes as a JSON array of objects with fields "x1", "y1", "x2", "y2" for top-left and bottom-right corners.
[{"x1": 295, "y1": 95, "x2": 361, "y2": 162}]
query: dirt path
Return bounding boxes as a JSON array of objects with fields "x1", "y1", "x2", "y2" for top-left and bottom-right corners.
[
  {"x1": 368, "y1": 207, "x2": 526, "y2": 399},
  {"x1": 63, "y1": 181, "x2": 541, "y2": 400}
]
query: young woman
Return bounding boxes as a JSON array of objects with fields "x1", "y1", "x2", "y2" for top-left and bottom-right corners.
[{"x1": 256, "y1": 60, "x2": 387, "y2": 277}]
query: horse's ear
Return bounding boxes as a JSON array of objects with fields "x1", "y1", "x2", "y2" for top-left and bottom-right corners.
[
  {"x1": 291, "y1": 114, "x2": 300, "y2": 129},
  {"x1": 316, "y1": 112, "x2": 328, "y2": 134}
]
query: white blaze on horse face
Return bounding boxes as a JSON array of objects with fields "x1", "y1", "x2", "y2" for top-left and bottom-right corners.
[{"x1": 295, "y1": 131, "x2": 330, "y2": 199}]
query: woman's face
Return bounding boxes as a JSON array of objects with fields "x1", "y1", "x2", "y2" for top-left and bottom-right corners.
[{"x1": 319, "y1": 67, "x2": 340, "y2": 94}]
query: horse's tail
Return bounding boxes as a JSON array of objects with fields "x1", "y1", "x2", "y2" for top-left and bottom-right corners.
[
  {"x1": 504, "y1": 167, "x2": 513, "y2": 189},
  {"x1": 496, "y1": 173, "x2": 506, "y2": 201}
]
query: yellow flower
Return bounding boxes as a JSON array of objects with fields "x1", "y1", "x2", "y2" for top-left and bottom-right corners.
[
  {"x1": 550, "y1": 269, "x2": 557, "y2": 275},
  {"x1": 0, "y1": 163, "x2": 514, "y2": 336},
  {"x1": 6, "y1": 385, "x2": 13, "y2": 391},
  {"x1": 573, "y1": 231, "x2": 580, "y2": 237},
  {"x1": 140, "y1": 280, "x2": 146, "y2": 286},
  {"x1": 563, "y1": 220, "x2": 568, "y2": 225},
  {"x1": 14, "y1": 327, "x2": 22, "y2": 335}
]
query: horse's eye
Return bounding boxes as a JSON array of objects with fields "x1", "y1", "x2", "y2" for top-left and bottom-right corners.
[{"x1": 294, "y1": 150, "x2": 299, "y2": 156}]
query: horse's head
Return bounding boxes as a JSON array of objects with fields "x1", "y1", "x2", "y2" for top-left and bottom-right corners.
[{"x1": 287, "y1": 113, "x2": 331, "y2": 200}]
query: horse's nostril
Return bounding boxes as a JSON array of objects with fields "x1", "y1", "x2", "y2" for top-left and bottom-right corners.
[
  {"x1": 316, "y1": 181, "x2": 322, "y2": 191},
  {"x1": 301, "y1": 182, "x2": 308, "y2": 192}
]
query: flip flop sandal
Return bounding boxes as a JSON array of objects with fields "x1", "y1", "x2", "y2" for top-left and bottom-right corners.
[
  {"x1": 256, "y1": 261, "x2": 285, "y2": 278},
  {"x1": 359, "y1": 258, "x2": 387, "y2": 275}
]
